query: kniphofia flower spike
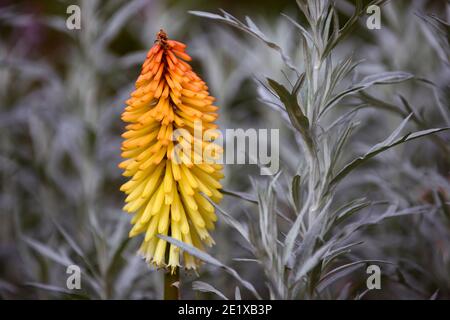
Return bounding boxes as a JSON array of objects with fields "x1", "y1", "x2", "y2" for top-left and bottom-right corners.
[{"x1": 119, "y1": 30, "x2": 223, "y2": 272}]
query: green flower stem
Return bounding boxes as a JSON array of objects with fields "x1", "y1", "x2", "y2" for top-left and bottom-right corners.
[{"x1": 163, "y1": 268, "x2": 180, "y2": 300}]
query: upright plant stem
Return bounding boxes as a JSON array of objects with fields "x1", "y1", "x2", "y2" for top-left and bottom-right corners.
[{"x1": 163, "y1": 267, "x2": 180, "y2": 300}]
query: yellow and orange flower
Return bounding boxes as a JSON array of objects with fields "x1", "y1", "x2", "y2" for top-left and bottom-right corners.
[{"x1": 119, "y1": 30, "x2": 223, "y2": 271}]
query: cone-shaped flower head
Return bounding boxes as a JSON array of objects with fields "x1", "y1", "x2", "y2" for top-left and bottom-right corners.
[{"x1": 119, "y1": 30, "x2": 223, "y2": 271}]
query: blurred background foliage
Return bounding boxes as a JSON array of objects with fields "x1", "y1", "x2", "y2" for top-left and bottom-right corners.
[{"x1": 0, "y1": 0, "x2": 449, "y2": 299}]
